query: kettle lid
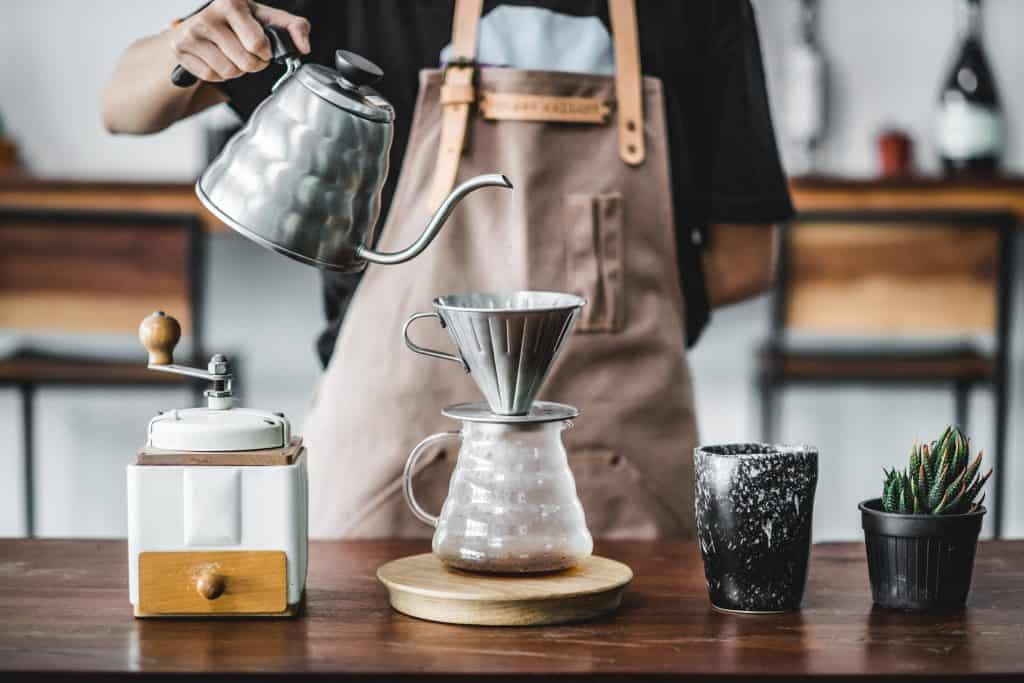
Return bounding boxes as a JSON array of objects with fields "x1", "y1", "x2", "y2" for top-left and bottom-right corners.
[{"x1": 296, "y1": 50, "x2": 395, "y2": 123}]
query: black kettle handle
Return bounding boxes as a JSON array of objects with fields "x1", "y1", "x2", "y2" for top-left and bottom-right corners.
[{"x1": 170, "y1": 25, "x2": 298, "y2": 88}]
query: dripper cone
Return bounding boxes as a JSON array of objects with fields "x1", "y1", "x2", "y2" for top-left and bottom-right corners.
[{"x1": 435, "y1": 292, "x2": 584, "y2": 415}]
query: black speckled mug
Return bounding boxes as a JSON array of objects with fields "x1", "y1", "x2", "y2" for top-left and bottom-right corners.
[{"x1": 694, "y1": 443, "x2": 818, "y2": 613}]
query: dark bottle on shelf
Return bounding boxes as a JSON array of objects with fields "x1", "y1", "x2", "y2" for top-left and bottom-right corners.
[{"x1": 935, "y1": 0, "x2": 1003, "y2": 177}]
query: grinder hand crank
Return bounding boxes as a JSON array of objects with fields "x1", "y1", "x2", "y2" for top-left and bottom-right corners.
[
  {"x1": 190, "y1": 28, "x2": 512, "y2": 272},
  {"x1": 139, "y1": 311, "x2": 235, "y2": 411}
]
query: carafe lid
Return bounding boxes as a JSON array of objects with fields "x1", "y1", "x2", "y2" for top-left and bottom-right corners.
[
  {"x1": 295, "y1": 50, "x2": 394, "y2": 123},
  {"x1": 442, "y1": 401, "x2": 579, "y2": 424}
]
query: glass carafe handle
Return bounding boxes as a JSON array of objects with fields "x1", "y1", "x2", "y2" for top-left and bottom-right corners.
[{"x1": 403, "y1": 430, "x2": 462, "y2": 527}]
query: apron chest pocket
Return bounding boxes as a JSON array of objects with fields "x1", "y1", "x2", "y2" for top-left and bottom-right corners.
[
  {"x1": 568, "y1": 448, "x2": 661, "y2": 539},
  {"x1": 566, "y1": 192, "x2": 625, "y2": 333}
]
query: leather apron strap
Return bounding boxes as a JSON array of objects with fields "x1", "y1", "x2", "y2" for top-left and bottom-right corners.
[
  {"x1": 608, "y1": 0, "x2": 645, "y2": 166},
  {"x1": 429, "y1": 0, "x2": 484, "y2": 210},
  {"x1": 429, "y1": 0, "x2": 645, "y2": 209}
]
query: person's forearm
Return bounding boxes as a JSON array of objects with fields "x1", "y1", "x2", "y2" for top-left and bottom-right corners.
[
  {"x1": 102, "y1": 0, "x2": 310, "y2": 135},
  {"x1": 702, "y1": 223, "x2": 779, "y2": 307},
  {"x1": 102, "y1": 30, "x2": 225, "y2": 135}
]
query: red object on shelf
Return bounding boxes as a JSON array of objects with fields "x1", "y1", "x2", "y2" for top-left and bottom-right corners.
[
  {"x1": 0, "y1": 137, "x2": 18, "y2": 171},
  {"x1": 878, "y1": 129, "x2": 914, "y2": 177}
]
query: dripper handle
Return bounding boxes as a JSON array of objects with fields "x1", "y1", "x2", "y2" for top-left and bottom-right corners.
[
  {"x1": 402, "y1": 312, "x2": 468, "y2": 371},
  {"x1": 403, "y1": 431, "x2": 462, "y2": 528}
]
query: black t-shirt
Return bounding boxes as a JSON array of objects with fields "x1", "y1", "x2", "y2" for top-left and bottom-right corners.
[{"x1": 212, "y1": 0, "x2": 793, "y2": 366}]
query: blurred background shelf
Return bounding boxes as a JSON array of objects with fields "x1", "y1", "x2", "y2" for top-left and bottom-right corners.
[
  {"x1": 0, "y1": 176, "x2": 225, "y2": 232},
  {"x1": 790, "y1": 175, "x2": 1024, "y2": 219}
]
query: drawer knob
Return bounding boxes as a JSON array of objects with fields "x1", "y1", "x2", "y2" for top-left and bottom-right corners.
[{"x1": 195, "y1": 568, "x2": 226, "y2": 600}]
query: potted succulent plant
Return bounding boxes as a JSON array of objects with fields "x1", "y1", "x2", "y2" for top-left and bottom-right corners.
[{"x1": 859, "y1": 426, "x2": 991, "y2": 611}]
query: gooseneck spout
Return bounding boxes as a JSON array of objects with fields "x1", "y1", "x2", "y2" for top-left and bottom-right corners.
[{"x1": 356, "y1": 173, "x2": 513, "y2": 266}]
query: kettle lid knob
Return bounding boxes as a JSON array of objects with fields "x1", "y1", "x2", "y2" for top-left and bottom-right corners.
[{"x1": 335, "y1": 50, "x2": 383, "y2": 87}]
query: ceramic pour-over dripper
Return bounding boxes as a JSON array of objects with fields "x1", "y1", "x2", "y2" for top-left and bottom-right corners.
[{"x1": 403, "y1": 291, "x2": 585, "y2": 415}]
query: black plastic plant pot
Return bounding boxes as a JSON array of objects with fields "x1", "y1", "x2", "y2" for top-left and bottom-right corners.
[{"x1": 860, "y1": 498, "x2": 985, "y2": 611}]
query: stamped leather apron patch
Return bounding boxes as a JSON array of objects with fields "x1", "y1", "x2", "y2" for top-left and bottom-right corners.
[{"x1": 479, "y1": 92, "x2": 610, "y2": 124}]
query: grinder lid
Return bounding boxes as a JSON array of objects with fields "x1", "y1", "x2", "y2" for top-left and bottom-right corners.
[{"x1": 148, "y1": 408, "x2": 289, "y2": 452}]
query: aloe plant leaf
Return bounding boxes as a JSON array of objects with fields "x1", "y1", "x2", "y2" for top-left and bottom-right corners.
[
  {"x1": 963, "y1": 468, "x2": 993, "y2": 507},
  {"x1": 921, "y1": 444, "x2": 933, "y2": 485},
  {"x1": 909, "y1": 442, "x2": 921, "y2": 479},
  {"x1": 882, "y1": 473, "x2": 895, "y2": 512},
  {"x1": 938, "y1": 439, "x2": 953, "y2": 481},
  {"x1": 944, "y1": 475, "x2": 971, "y2": 514},
  {"x1": 928, "y1": 463, "x2": 950, "y2": 510},
  {"x1": 886, "y1": 473, "x2": 903, "y2": 513},
  {"x1": 963, "y1": 451, "x2": 983, "y2": 490},
  {"x1": 933, "y1": 488, "x2": 952, "y2": 514},
  {"x1": 954, "y1": 430, "x2": 969, "y2": 477},
  {"x1": 931, "y1": 426, "x2": 952, "y2": 478},
  {"x1": 943, "y1": 468, "x2": 967, "y2": 503},
  {"x1": 948, "y1": 431, "x2": 961, "y2": 476},
  {"x1": 917, "y1": 463, "x2": 929, "y2": 510},
  {"x1": 891, "y1": 475, "x2": 903, "y2": 512}
]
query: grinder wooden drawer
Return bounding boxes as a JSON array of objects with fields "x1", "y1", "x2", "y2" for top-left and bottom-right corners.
[{"x1": 137, "y1": 550, "x2": 288, "y2": 617}]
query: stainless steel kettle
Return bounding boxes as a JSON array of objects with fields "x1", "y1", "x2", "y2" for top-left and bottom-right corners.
[{"x1": 192, "y1": 29, "x2": 511, "y2": 272}]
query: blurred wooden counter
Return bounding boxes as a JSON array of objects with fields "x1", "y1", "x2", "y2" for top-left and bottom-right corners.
[
  {"x1": 4, "y1": 175, "x2": 1022, "y2": 231},
  {"x1": 0, "y1": 176, "x2": 225, "y2": 232},
  {"x1": 790, "y1": 175, "x2": 1024, "y2": 221}
]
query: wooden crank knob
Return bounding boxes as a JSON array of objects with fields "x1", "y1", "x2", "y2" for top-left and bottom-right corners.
[
  {"x1": 195, "y1": 568, "x2": 226, "y2": 600},
  {"x1": 139, "y1": 311, "x2": 181, "y2": 366}
]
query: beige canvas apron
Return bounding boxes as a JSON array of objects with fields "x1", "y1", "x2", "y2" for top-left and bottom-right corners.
[{"x1": 305, "y1": 0, "x2": 698, "y2": 539}]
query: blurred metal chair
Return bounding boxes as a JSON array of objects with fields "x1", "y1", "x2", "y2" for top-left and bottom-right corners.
[
  {"x1": 758, "y1": 210, "x2": 1015, "y2": 536},
  {"x1": 0, "y1": 208, "x2": 206, "y2": 537}
]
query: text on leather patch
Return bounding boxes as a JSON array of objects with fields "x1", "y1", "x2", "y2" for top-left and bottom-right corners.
[{"x1": 478, "y1": 92, "x2": 610, "y2": 124}]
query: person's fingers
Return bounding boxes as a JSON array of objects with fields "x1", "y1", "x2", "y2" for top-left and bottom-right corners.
[
  {"x1": 249, "y1": 2, "x2": 312, "y2": 54},
  {"x1": 182, "y1": 38, "x2": 242, "y2": 81},
  {"x1": 220, "y1": 0, "x2": 272, "y2": 61},
  {"x1": 176, "y1": 52, "x2": 222, "y2": 83},
  {"x1": 198, "y1": 19, "x2": 267, "y2": 73}
]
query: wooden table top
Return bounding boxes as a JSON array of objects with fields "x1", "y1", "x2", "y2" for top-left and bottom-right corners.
[{"x1": 1, "y1": 539, "x2": 1022, "y2": 680}]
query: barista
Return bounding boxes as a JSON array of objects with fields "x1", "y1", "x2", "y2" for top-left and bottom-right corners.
[{"x1": 105, "y1": 0, "x2": 793, "y2": 539}]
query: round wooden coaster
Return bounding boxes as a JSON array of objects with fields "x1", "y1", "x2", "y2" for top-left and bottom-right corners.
[{"x1": 377, "y1": 554, "x2": 633, "y2": 626}]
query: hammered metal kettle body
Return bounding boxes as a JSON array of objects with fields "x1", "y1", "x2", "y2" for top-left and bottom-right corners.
[{"x1": 196, "y1": 46, "x2": 511, "y2": 272}]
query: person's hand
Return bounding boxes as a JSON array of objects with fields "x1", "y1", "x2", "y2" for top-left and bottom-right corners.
[{"x1": 169, "y1": 0, "x2": 311, "y2": 83}]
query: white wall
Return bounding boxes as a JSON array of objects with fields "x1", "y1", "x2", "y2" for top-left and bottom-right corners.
[
  {"x1": 0, "y1": 0, "x2": 1021, "y2": 539},
  {"x1": 744, "y1": 0, "x2": 1024, "y2": 539},
  {"x1": 0, "y1": 0, "x2": 210, "y2": 179},
  {"x1": 754, "y1": 0, "x2": 1024, "y2": 176},
  {"x1": 0, "y1": 0, "x2": 322, "y2": 536}
]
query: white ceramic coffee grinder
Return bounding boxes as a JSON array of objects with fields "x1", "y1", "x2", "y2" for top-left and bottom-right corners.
[
  {"x1": 127, "y1": 311, "x2": 307, "y2": 617},
  {"x1": 377, "y1": 292, "x2": 633, "y2": 626}
]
